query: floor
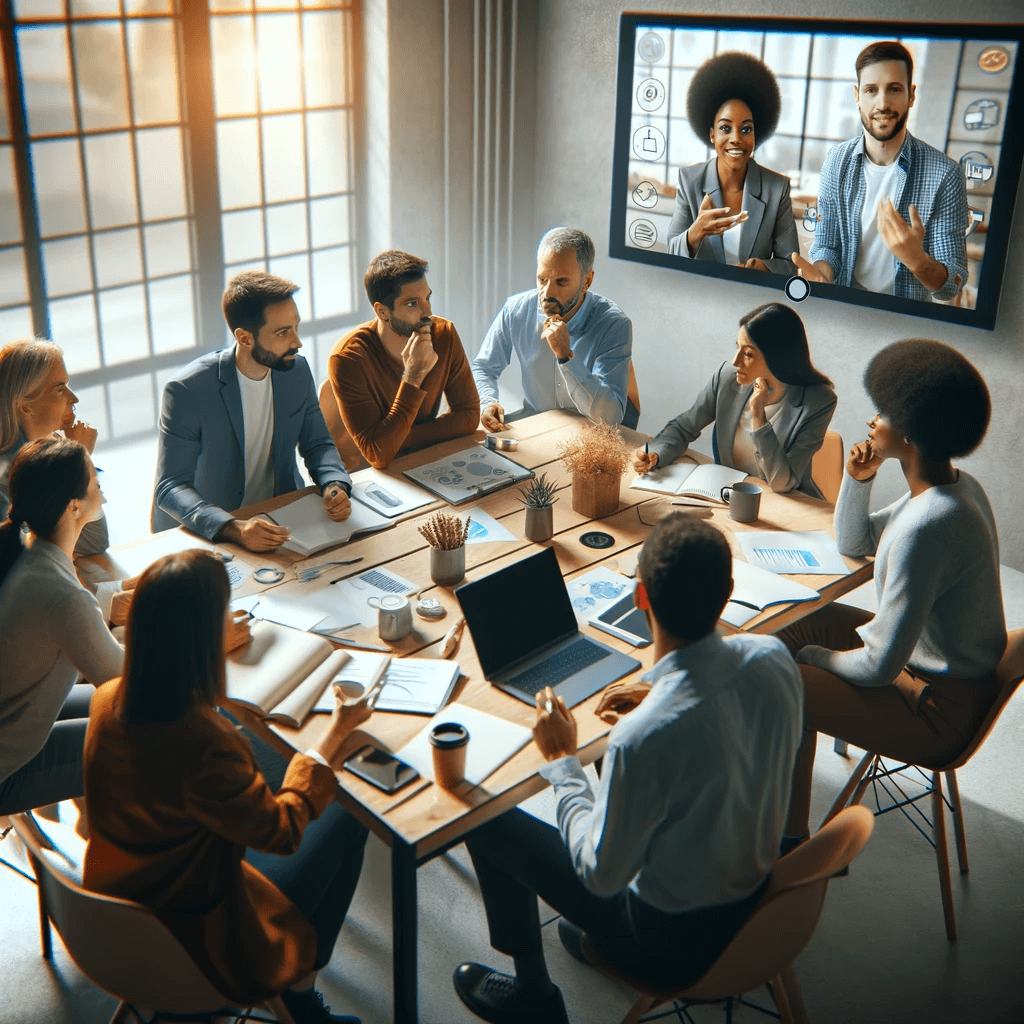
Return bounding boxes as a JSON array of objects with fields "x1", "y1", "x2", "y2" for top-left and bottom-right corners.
[{"x1": 2, "y1": 433, "x2": 1023, "y2": 1024}]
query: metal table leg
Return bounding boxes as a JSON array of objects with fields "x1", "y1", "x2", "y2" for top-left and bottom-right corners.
[{"x1": 392, "y1": 837, "x2": 418, "y2": 1024}]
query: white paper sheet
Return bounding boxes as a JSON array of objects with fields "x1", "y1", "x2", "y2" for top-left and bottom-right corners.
[
  {"x1": 350, "y1": 468, "x2": 435, "y2": 518},
  {"x1": 735, "y1": 531, "x2": 849, "y2": 576},
  {"x1": 567, "y1": 567, "x2": 636, "y2": 626},
  {"x1": 461, "y1": 506, "x2": 518, "y2": 544},
  {"x1": 113, "y1": 531, "x2": 252, "y2": 589}
]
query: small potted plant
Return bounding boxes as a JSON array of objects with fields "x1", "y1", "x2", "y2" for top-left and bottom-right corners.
[
  {"x1": 558, "y1": 421, "x2": 630, "y2": 519},
  {"x1": 517, "y1": 473, "x2": 558, "y2": 542}
]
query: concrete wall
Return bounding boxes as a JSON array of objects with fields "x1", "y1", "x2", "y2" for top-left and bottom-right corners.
[{"x1": 530, "y1": 0, "x2": 1024, "y2": 571}]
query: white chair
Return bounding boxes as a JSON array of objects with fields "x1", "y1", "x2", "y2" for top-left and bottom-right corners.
[{"x1": 12, "y1": 811, "x2": 296, "y2": 1024}]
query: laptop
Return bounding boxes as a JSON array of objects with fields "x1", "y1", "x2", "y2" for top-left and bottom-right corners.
[{"x1": 454, "y1": 547, "x2": 642, "y2": 708}]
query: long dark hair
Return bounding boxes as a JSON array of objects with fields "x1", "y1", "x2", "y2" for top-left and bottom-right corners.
[
  {"x1": 739, "y1": 303, "x2": 833, "y2": 388},
  {"x1": 0, "y1": 438, "x2": 90, "y2": 586},
  {"x1": 120, "y1": 550, "x2": 231, "y2": 725}
]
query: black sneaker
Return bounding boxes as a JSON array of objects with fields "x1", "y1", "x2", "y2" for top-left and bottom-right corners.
[
  {"x1": 452, "y1": 963, "x2": 569, "y2": 1024},
  {"x1": 279, "y1": 987, "x2": 360, "y2": 1024}
]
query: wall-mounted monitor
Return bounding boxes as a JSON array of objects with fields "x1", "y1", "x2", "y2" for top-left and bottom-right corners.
[{"x1": 610, "y1": 13, "x2": 1024, "y2": 330}]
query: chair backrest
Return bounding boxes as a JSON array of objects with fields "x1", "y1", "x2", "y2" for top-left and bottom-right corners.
[
  {"x1": 811, "y1": 429, "x2": 844, "y2": 504},
  {"x1": 318, "y1": 378, "x2": 365, "y2": 472},
  {"x1": 622, "y1": 360, "x2": 641, "y2": 430},
  {"x1": 12, "y1": 813, "x2": 230, "y2": 1014},
  {"x1": 682, "y1": 806, "x2": 874, "y2": 1000},
  {"x1": 940, "y1": 626, "x2": 1024, "y2": 771}
]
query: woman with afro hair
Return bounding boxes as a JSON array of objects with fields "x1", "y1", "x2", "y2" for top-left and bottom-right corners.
[
  {"x1": 666, "y1": 51, "x2": 798, "y2": 275},
  {"x1": 778, "y1": 338, "x2": 1006, "y2": 849}
]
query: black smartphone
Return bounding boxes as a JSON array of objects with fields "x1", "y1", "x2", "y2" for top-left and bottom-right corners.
[{"x1": 344, "y1": 745, "x2": 419, "y2": 794}]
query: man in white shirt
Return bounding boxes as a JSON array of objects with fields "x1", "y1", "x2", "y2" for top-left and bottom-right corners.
[
  {"x1": 452, "y1": 515, "x2": 803, "y2": 1024},
  {"x1": 152, "y1": 272, "x2": 351, "y2": 551},
  {"x1": 794, "y1": 40, "x2": 968, "y2": 302}
]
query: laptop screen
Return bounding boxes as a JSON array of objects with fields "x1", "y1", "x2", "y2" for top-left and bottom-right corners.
[{"x1": 455, "y1": 547, "x2": 577, "y2": 678}]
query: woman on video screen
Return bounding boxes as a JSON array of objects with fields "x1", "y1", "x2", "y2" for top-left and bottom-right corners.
[{"x1": 666, "y1": 52, "x2": 799, "y2": 276}]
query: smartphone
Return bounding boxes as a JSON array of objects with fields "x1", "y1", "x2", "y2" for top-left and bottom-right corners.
[{"x1": 344, "y1": 745, "x2": 419, "y2": 794}]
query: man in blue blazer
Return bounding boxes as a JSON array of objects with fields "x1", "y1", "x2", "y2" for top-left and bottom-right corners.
[{"x1": 152, "y1": 272, "x2": 351, "y2": 551}]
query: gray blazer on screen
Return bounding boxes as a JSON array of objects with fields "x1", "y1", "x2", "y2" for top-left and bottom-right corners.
[
  {"x1": 666, "y1": 158, "x2": 799, "y2": 276},
  {"x1": 151, "y1": 347, "x2": 349, "y2": 538},
  {"x1": 648, "y1": 361, "x2": 837, "y2": 499}
]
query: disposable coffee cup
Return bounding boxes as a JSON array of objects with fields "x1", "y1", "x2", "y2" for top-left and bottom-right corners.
[
  {"x1": 429, "y1": 722, "x2": 469, "y2": 790},
  {"x1": 720, "y1": 481, "x2": 762, "y2": 523},
  {"x1": 369, "y1": 593, "x2": 412, "y2": 641}
]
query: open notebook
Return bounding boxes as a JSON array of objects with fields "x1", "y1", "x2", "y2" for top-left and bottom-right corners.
[
  {"x1": 630, "y1": 461, "x2": 745, "y2": 502},
  {"x1": 264, "y1": 492, "x2": 393, "y2": 556}
]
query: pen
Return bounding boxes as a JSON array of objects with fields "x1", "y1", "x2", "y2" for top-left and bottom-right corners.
[
  {"x1": 645, "y1": 440, "x2": 649, "y2": 456},
  {"x1": 440, "y1": 617, "x2": 466, "y2": 659}
]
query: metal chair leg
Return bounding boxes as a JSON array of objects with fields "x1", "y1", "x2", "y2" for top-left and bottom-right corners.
[
  {"x1": 36, "y1": 864, "x2": 52, "y2": 960},
  {"x1": 931, "y1": 772, "x2": 957, "y2": 941},
  {"x1": 944, "y1": 770, "x2": 969, "y2": 875}
]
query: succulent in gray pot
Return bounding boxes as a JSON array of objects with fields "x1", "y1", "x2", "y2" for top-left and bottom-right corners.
[{"x1": 517, "y1": 472, "x2": 558, "y2": 543}]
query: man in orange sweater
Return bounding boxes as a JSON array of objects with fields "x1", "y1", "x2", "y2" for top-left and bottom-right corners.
[{"x1": 329, "y1": 252, "x2": 480, "y2": 469}]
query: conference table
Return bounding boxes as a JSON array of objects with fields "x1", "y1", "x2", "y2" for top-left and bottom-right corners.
[{"x1": 104, "y1": 410, "x2": 873, "y2": 1024}]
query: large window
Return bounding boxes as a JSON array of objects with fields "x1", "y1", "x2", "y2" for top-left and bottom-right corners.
[{"x1": 0, "y1": 0, "x2": 359, "y2": 442}]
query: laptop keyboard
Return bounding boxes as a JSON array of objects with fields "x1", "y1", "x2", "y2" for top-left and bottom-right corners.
[{"x1": 505, "y1": 639, "x2": 608, "y2": 696}]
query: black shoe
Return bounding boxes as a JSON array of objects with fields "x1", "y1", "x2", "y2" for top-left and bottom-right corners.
[
  {"x1": 556, "y1": 919, "x2": 593, "y2": 969},
  {"x1": 452, "y1": 963, "x2": 569, "y2": 1024},
  {"x1": 279, "y1": 987, "x2": 360, "y2": 1024}
]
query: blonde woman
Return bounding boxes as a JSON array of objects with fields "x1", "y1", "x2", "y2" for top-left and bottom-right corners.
[{"x1": 0, "y1": 339, "x2": 107, "y2": 554}]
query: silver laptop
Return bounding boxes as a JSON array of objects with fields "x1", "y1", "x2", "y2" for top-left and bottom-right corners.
[{"x1": 454, "y1": 547, "x2": 641, "y2": 707}]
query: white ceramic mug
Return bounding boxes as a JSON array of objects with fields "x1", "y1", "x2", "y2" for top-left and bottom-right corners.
[
  {"x1": 720, "y1": 481, "x2": 762, "y2": 523},
  {"x1": 369, "y1": 593, "x2": 413, "y2": 641}
]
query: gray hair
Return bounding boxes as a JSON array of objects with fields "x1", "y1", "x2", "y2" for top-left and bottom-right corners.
[
  {"x1": 537, "y1": 227, "x2": 595, "y2": 277},
  {"x1": 0, "y1": 339, "x2": 64, "y2": 454}
]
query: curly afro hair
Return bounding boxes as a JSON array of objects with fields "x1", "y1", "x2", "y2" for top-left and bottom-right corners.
[
  {"x1": 864, "y1": 339, "x2": 991, "y2": 462},
  {"x1": 686, "y1": 51, "x2": 781, "y2": 146}
]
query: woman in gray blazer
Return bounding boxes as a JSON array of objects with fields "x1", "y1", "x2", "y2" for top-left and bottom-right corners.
[
  {"x1": 634, "y1": 303, "x2": 836, "y2": 498},
  {"x1": 666, "y1": 52, "x2": 798, "y2": 276}
]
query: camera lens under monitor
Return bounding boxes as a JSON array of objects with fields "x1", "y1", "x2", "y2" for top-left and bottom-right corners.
[{"x1": 785, "y1": 276, "x2": 811, "y2": 303}]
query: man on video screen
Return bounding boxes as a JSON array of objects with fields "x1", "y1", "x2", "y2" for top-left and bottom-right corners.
[{"x1": 795, "y1": 40, "x2": 968, "y2": 302}]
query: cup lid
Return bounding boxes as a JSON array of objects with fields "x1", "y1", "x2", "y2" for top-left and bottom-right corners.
[
  {"x1": 378, "y1": 594, "x2": 409, "y2": 610},
  {"x1": 429, "y1": 722, "x2": 469, "y2": 748}
]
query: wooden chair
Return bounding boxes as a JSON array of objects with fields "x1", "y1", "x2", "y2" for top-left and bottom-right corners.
[
  {"x1": 623, "y1": 360, "x2": 641, "y2": 430},
  {"x1": 318, "y1": 377, "x2": 365, "y2": 472},
  {"x1": 11, "y1": 811, "x2": 296, "y2": 1024},
  {"x1": 810, "y1": 429, "x2": 844, "y2": 504},
  {"x1": 820, "y1": 626, "x2": 1024, "y2": 941},
  {"x1": 580, "y1": 805, "x2": 875, "y2": 1024}
]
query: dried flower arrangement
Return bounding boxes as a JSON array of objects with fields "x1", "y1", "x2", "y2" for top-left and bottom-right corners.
[
  {"x1": 557, "y1": 421, "x2": 631, "y2": 477},
  {"x1": 516, "y1": 472, "x2": 558, "y2": 510},
  {"x1": 418, "y1": 511, "x2": 470, "y2": 550}
]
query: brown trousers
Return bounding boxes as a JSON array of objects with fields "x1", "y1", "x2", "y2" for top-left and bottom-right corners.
[{"x1": 779, "y1": 604, "x2": 999, "y2": 836}]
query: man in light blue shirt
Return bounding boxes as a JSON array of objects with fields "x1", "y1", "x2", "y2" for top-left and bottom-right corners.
[
  {"x1": 472, "y1": 227, "x2": 634, "y2": 430},
  {"x1": 452, "y1": 515, "x2": 803, "y2": 1024}
]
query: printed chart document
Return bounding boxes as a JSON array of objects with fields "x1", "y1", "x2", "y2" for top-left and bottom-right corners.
[
  {"x1": 113, "y1": 531, "x2": 254, "y2": 590},
  {"x1": 735, "y1": 530, "x2": 848, "y2": 576},
  {"x1": 349, "y1": 468, "x2": 435, "y2": 519},
  {"x1": 630, "y1": 461, "x2": 745, "y2": 502},
  {"x1": 404, "y1": 447, "x2": 533, "y2": 505},
  {"x1": 462, "y1": 506, "x2": 518, "y2": 544},
  {"x1": 568, "y1": 567, "x2": 636, "y2": 626},
  {"x1": 265, "y1": 492, "x2": 393, "y2": 556},
  {"x1": 722, "y1": 559, "x2": 820, "y2": 627},
  {"x1": 314, "y1": 651, "x2": 461, "y2": 715},
  {"x1": 396, "y1": 703, "x2": 532, "y2": 786},
  {"x1": 226, "y1": 620, "x2": 353, "y2": 728}
]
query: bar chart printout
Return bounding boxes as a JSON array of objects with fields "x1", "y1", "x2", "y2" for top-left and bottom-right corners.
[{"x1": 735, "y1": 531, "x2": 849, "y2": 576}]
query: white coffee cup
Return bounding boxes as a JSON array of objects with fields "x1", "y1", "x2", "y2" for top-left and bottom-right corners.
[{"x1": 369, "y1": 594, "x2": 413, "y2": 641}]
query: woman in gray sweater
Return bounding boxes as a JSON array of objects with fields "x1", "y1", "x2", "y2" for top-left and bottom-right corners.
[
  {"x1": 780, "y1": 339, "x2": 1006, "y2": 848},
  {"x1": 0, "y1": 438, "x2": 123, "y2": 815}
]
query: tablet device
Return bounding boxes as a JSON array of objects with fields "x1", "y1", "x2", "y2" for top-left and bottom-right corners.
[{"x1": 589, "y1": 592, "x2": 652, "y2": 647}]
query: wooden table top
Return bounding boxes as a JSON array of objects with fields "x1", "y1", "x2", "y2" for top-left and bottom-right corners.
[{"x1": 106, "y1": 411, "x2": 873, "y2": 860}]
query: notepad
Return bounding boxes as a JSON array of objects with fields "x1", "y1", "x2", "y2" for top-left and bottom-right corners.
[
  {"x1": 396, "y1": 703, "x2": 532, "y2": 786},
  {"x1": 266, "y1": 492, "x2": 393, "y2": 556},
  {"x1": 630, "y1": 461, "x2": 745, "y2": 502},
  {"x1": 314, "y1": 651, "x2": 461, "y2": 716}
]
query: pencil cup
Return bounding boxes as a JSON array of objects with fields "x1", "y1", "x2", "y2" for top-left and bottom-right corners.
[
  {"x1": 369, "y1": 594, "x2": 412, "y2": 641},
  {"x1": 720, "y1": 482, "x2": 762, "y2": 523},
  {"x1": 430, "y1": 545, "x2": 465, "y2": 587},
  {"x1": 429, "y1": 722, "x2": 469, "y2": 789}
]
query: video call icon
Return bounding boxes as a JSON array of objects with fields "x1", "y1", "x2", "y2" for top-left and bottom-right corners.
[
  {"x1": 629, "y1": 219, "x2": 657, "y2": 248},
  {"x1": 632, "y1": 181, "x2": 659, "y2": 208},
  {"x1": 632, "y1": 125, "x2": 666, "y2": 162},
  {"x1": 637, "y1": 32, "x2": 665, "y2": 64},
  {"x1": 636, "y1": 78, "x2": 666, "y2": 112}
]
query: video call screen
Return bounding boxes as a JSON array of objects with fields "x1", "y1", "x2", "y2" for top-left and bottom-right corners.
[{"x1": 610, "y1": 15, "x2": 1024, "y2": 330}]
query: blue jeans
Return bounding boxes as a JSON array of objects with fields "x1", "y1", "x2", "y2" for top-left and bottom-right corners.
[{"x1": 0, "y1": 684, "x2": 93, "y2": 815}]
